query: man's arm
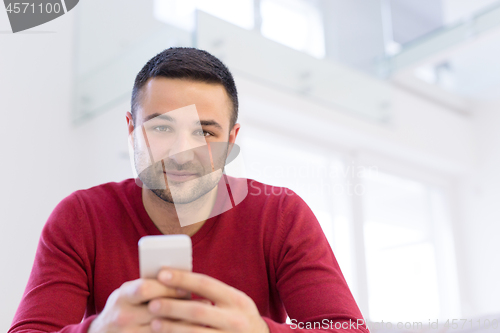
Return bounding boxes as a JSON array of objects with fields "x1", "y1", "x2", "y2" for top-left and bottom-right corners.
[
  {"x1": 9, "y1": 193, "x2": 191, "y2": 333},
  {"x1": 9, "y1": 194, "x2": 96, "y2": 333},
  {"x1": 266, "y1": 190, "x2": 369, "y2": 333}
]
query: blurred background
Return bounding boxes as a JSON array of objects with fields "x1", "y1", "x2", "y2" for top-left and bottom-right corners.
[{"x1": 1, "y1": 0, "x2": 500, "y2": 330}]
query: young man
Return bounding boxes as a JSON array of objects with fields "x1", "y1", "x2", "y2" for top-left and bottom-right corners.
[{"x1": 9, "y1": 48, "x2": 368, "y2": 333}]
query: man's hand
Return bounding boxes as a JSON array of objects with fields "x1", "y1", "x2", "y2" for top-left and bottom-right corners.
[
  {"x1": 88, "y1": 277, "x2": 190, "y2": 333},
  {"x1": 148, "y1": 268, "x2": 270, "y2": 333}
]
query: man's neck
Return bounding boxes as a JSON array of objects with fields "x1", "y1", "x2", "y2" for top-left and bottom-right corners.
[{"x1": 141, "y1": 186, "x2": 218, "y2": 236}]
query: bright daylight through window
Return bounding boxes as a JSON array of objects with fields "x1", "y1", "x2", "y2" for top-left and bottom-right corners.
[
  {"x1": 153, "y1": 0, "x2": 325, "y2": 58},
  {"x1": 154, "y1": 0, "x2": 255, "y2": 31},
  {"x1": 361, "y1": 171, "x2": 459, "y2": 322}
]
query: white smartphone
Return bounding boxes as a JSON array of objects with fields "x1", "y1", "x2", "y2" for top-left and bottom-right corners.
[{"x1": 138, "y1": 234, "x2": 192, "y2": 279}]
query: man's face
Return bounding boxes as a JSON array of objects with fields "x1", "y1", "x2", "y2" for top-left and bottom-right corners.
[{"x1": 127, "y1": 77, "x2": 239, "y2": 204}]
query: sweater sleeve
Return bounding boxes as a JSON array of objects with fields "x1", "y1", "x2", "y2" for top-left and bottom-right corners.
[
  {"x1": 9, "y1": 193, "x2": 96, "y2": 333},
  {"x1": 265, "y1": 191, "x2": 369, "y2": 333}
]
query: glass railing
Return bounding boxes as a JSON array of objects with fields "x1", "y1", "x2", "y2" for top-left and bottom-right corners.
[
  {"x1": 377, "y1": 1, "x2": 500, "y2": 76},
  {"x1": 74, "y1": 6, "x2": 392, "y2": 124},
  {"x1": 196, "y1": 11, "x2": 392, "y2": 123},
  {"x1": 74, "y1": 24, "x2": 192, "y2": 123}
]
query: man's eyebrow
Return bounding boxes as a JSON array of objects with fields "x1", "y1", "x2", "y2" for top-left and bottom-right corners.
[
  {"x1": 197, "y1": 120, "x2": 223, "y2": 130},
  {"x1": 142, "y1": 113, "x2": 222, "y2": 130},
  {"x1": 143, "y1": 113, "x2": 175, "y2": 123}
]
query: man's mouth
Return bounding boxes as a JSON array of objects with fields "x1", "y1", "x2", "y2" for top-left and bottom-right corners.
[{"x1": 163, "y1": 171, "x2": 199, "y2": 182}]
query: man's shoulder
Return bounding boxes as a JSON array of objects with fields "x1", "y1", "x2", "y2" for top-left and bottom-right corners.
[
  {"x1": 72, "y1": 178, "x2": 138, "y2": 200},
  {"x1": 45, "y1": 178, "x2": 141, "y2": 232},
  {"x1": 235, "y1": 179, "x2": 319, "y2": 243},
  {"x1": 55, "y1": 178, "x2": 139, "y2": 215}
]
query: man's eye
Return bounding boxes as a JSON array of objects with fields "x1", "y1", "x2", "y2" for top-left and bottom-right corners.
[
  {"x1": 195, "y1": 130, "x2": 212, "y2": 137},
  {"x1": 153, "y1": 126, "x2": 171, "y2": 132}
]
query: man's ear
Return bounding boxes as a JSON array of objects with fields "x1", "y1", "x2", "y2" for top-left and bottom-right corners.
[
  {"x1": 126, "y1": 112, "x2": 135, "y2": 136},
  {"x1": 227, "y1": 123, "x2": 241, "y2": 157},
  {"x1": 126, "y1": 112, "x2": 137, "y2": 152},
  {"x1": 228, "y1": 123, "x2": 241, "y2": 145}
]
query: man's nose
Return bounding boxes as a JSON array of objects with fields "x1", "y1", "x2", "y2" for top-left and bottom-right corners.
[{"x1": 167, "y1": 134, "x2": 197, "y2": 165}]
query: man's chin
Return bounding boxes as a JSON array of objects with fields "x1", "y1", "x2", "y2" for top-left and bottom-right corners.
[
  {"x1": 150, "y1": 185, "x2": 211, "y2": 205},
  {"x1": 150, "y1": 188, "x2": 175, "y2": 204},
  {"x1": 140, "y1": 170, "x2": 223, "y2": 204}
]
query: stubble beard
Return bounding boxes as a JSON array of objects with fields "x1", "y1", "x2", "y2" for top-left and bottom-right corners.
[{"x1": 134, "y1": 147, "x2": 227, "y2": 205}]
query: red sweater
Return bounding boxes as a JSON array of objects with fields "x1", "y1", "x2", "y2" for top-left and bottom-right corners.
[{"x1": 9, "y1": 178, "x2": 368, "y2": 333}]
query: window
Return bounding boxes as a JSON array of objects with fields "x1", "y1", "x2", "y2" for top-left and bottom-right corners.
[
  {"x1": 240, "y1": 125, "x2": 460, "y2": 321},
  {"x1": 260, "y1": 0, "x2": 326, "y2": 58},
  {"x1": 154, "y1": 0, "x2": 325, "y2": 58},
  {"x1": 154, "y1": 0, "x2": 254, "y2": 31},
  {"x1": 361, "y1": 170, "x2": 457, "y2": 322}
]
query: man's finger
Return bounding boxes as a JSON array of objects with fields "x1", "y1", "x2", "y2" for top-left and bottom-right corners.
[
  {"x1": 151, "y1": 318, "x2": 219, "y2": 333},
  {"x1": 132, "y1": 324, "x2": 159, "y2": 333},
  {"x1": 123, "y1": 304, "x2": 156, "y2": 326},
  {"x1": 148, "y1": 298, "x2": 230, "y2": 329},
  {"x1": 193, "y1": 298, "x2": 213, "y2": 306},
  {"x1": 120, "y1": 278, "x2": 188, "y2": 305},
  {"x1": 157, "y1": 269, "x2": 247, "y2": 307}
]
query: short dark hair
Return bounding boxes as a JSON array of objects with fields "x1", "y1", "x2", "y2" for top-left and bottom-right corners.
[{"x1": 131, "y1": 47, "x2": 238, "y2": 128}]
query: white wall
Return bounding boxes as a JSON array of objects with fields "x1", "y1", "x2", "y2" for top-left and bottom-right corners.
[
  {"x1": 0, "y1": 8, "x2": 76, "y2": 330},
  {"x1": 236, "y1": 76, "x2": 474, "y2": 177},
  {"x1": 457, "y1": 103, "x2": 500, "y2": 316}
]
